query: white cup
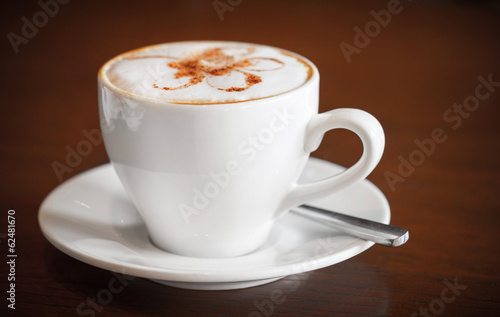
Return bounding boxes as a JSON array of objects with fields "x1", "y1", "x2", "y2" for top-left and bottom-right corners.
[{"x1": 98, "y1": 42, "x2": 384, "y2": 258}]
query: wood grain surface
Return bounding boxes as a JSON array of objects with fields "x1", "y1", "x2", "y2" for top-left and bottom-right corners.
[{"x1": 1, "y1": 0, "x2": 499, "y2": 316}]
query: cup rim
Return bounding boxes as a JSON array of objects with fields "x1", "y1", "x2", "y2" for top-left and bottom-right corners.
[{"x1": 98, "y1": 40, "x2": 319, "y2": 107}]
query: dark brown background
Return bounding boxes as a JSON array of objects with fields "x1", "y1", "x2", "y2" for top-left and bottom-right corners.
[{"x1": 1, "y1": 0, "x2": 500, "y2": 316}]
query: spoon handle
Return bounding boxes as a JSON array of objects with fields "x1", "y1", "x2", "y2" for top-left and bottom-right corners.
[{"x1": 292, "y1": 204, "x2": 409, "y2": 247}]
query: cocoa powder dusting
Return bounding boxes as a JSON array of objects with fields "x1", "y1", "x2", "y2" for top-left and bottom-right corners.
[
  {"x1": 127, "y1": 46, "x2": 285, "y2": 93},
  {"x1": 156, "y1": 47, "x2": 268, "y2": 92}
]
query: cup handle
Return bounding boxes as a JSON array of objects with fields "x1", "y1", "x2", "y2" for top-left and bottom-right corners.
[{"x1": 279, "y1": 108, "x2": 385, "y2": 213}]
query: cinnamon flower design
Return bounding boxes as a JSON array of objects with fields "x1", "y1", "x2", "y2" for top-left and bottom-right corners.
[{"x1": 128, "y1": 47, "x2": 285, "y2": 92}]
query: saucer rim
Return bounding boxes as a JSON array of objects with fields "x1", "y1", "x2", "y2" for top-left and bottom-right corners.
[{"x1": 39, "y1": 157, "x2": 389, "y2": 283}]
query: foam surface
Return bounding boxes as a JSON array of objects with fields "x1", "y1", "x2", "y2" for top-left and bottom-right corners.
[{"x1": 102, "y1": 41, "x2": 312, "y2": 104}]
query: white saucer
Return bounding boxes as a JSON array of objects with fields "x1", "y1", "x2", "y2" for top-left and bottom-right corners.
[{"x1": 39, "y1": 157, "x2": 390, "y2": 290}]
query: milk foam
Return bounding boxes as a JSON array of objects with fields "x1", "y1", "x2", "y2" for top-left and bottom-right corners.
[{"x1": 102, "y1": 41, "x2": 312, "y2": 104}]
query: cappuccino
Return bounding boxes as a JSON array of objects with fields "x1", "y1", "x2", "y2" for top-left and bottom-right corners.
[
  {"x1": 101, "y1": 41, "x2": 312, "y2": 104},
  {"x1": 98, "y1": 41, "x2": 385, "y2": 258}
]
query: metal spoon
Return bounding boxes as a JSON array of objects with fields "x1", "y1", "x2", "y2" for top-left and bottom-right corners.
[{"x1": 292, "y1": 204, "x2": 409, "y2": 247}]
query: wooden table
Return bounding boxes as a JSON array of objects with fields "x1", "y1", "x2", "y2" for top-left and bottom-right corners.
[{"x1": 1, "y1": 0, "x2": 499, "y2": 316}]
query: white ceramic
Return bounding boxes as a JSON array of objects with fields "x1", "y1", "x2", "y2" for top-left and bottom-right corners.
[
  {"x1": 98, "y1": 41, "x2": 385, "y2": 258},
  {"x1": 38, "y1": 158, "x2": 390, "y2": 290}
]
